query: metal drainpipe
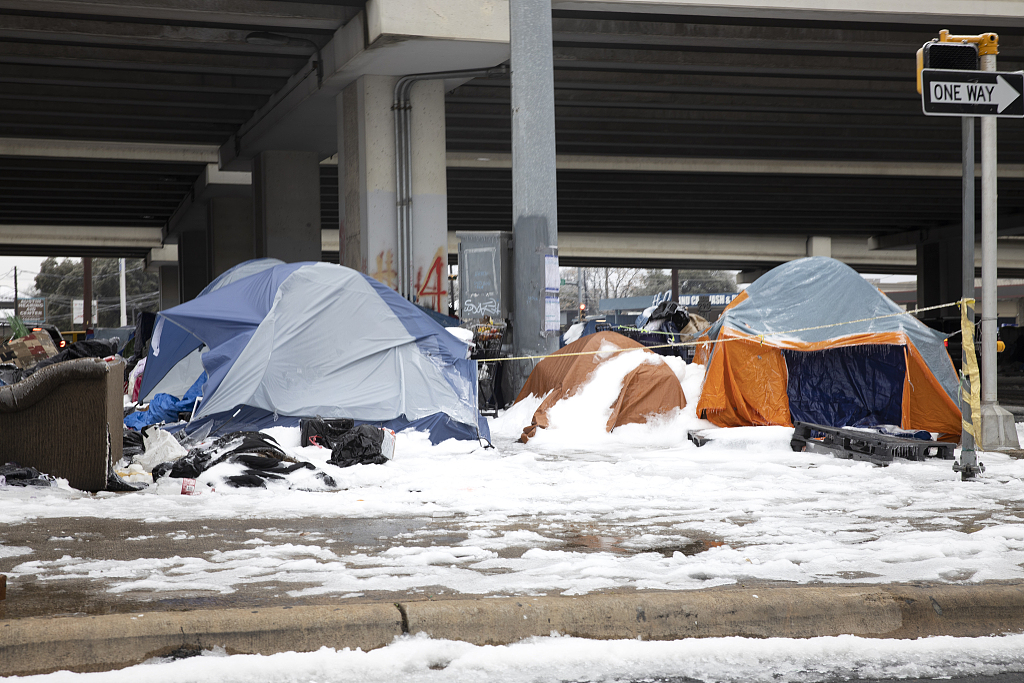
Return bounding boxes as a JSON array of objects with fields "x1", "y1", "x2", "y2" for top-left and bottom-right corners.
[{"x1": 393, "y1": 65, "x2": 508, "y2": 300}]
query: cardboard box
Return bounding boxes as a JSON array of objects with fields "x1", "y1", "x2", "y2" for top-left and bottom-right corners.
[{"x1": 0, "y1": 332, "x2": 58, "y2": 369}]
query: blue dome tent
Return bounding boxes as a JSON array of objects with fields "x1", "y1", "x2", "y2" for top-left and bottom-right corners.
[{"x1": 136, "y1": 260, "x2": 485, "y2": 443}]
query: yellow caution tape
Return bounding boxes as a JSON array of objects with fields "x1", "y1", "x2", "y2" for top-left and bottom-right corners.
[{"x1": 959, "y1": 299, "x2": 982, "y2": 442}]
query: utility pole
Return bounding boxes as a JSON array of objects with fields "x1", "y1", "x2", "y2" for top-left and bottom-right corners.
[
  {"x1": 12, "y1": 267, "x2": 17, "y2": 318},
  {"x1": 119, "y1": 258, "x2": 128, "y2": 327}
]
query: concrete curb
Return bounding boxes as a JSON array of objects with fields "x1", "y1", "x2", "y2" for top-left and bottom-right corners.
[{"x1": 3, "y1": 584, "x2": 1024, "y2": 677}]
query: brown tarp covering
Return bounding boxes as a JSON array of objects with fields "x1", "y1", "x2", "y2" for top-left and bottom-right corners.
[{"x1": 515, "y1": 331, "x2": 686, "y2": 442}]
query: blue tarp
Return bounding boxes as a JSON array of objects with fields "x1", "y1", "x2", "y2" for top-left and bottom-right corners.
[
  {"x1": 783, "y1": 345, "x2": 906, "y2": 428},
  {"x1": 125, "y1": 372, "x2": 207, "y2": 430}
]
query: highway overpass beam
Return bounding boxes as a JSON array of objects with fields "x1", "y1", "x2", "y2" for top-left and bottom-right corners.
[
  {"x1": 253, "y1": 150, "x2": 322, "y2": 263},
  {"x1": 338, "y1": 76, "x2": 449, "y2": 308}
]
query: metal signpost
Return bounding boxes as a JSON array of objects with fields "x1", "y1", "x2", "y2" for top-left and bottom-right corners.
[{"x1": 919, "y1": 31, "x2": 1024, "y2": 477}]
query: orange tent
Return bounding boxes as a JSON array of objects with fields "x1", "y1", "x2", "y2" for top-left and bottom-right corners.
[
  {"x1": 694, "y1": 258, "x2": 961, "y2": 439},
  {"x1": 515, "y1": 331, "x2": 686, "y2": 442}
]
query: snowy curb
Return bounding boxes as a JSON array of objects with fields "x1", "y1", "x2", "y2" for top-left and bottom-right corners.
[{"x1": 3, "y1": 584, "x2": 1024, "y2": 677}]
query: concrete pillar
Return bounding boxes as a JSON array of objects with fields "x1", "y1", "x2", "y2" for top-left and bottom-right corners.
[
  {"x1": 178, "y1": 230, "x2": 210, "y2": 303},
  {"x1": 158, "y1": 265, "x2": 180, "y2": 311},
  {"x1": 253, "y1": 150, "x2": 321, "y2": 263},
  {"x1": 916, "y1": 239, "x2": 961, "y2": 318},
  {"x1": 338, "y1": 76, "x2": 448, "y2": 311},
  {"x1": 806, "y1": 236, "x2": 831, "y2": 258},
  {"x1": 207, "y1": 196, "x2": 255, "y2": 278}
]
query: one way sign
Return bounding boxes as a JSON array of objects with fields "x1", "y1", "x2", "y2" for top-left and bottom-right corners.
[{"x1": 922, "y1": 68, "x2": 1024, "y2": 117}]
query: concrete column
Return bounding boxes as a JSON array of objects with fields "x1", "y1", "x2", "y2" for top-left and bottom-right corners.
[
  {"x1": 916, "y1": 239, "x2": 961, "y2": 317},
  {"x1": 207, "y1": 196, "x2": 255, "y2": 278},
  {"x1": 178, "y1": 230, "x2": 210, "y2": 303},
  {"x1": 510, "y1": 0, "x2": 560, "y2": 394},
  {"x1": 806, "y1": 236, "x2": 831, "y2": 258},
  {"x1": 252, "y1": 150, "x2": 321, "y2": 263},
  {"x1": 338, "y1": 77, "x2": 448, "y2": 309},
  {"x1": 158, "y1": 265, "x2": 180, "y2": 311}
]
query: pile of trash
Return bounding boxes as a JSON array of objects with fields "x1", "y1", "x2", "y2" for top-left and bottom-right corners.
[
  {"x1": 0, "y1": 462, "x2": 57, "y2": 488},
  {"x1": 114, "y1": 417, "x2": 397, "y2": 495},
  {"x1": 625, "y1": 300, "x2": 710, "y2": 361}
]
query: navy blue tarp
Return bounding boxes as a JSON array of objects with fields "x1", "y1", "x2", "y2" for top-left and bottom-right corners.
[{"x1": 782, "y1": 345, "x2": 906, "y2": 428}]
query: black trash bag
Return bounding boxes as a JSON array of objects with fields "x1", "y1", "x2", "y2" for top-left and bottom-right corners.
[
  {"x1": 152, "y1": 450, "x2": 213, "y2": 480},
  {"x1": 107, "y1": 461, "x2": 146, "y2": 492},
  {"x1": 329, "y1": 425, "x2": 389, "y2": 468},
  {"x1": 0, "y1": 462, "x2": 56, "y2": 487},
  {"x1": 232, "y1": 454, "x2": 313, "y2": 475},
  {"x1": 300, "y1": 417, "x2": 356, "y2": 449},
  {"x1": 214, "y1": 431, "x2": 288, "y2": 460},
  {"x1": 123, "y1": 428, "x2": 146, "y2": 462},
  {"x1": 224, "y1": 473, "x2": 269, "y2": 489}
]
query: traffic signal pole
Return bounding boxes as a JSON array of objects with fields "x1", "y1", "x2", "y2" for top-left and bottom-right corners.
[
  {"x1": 959, "y1": 114, "x2": 981, "y2": 478},
  {"x1": 920, "y1": 31, "x2": 1020, "y2": 471}
]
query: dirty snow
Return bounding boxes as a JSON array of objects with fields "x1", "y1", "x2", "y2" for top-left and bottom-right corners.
[
  {"x1": 4, "y1": 362, "x2": 1024, "y2": 600},
  {"x1": 11, "y1": 633, "x2": 1024, "y2": 683}
]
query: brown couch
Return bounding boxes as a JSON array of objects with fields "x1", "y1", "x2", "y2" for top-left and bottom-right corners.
[{"x1": 0, "y1": 357, "x2": 124, "y2": 493}]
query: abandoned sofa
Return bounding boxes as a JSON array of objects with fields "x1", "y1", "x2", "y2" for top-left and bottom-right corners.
[{"x1": 0, "y1": 357, "x2": 124, "y2": 492}]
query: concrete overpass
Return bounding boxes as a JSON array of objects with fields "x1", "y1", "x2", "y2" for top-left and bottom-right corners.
[{"x1": 1, "y1": 0, "x2": 1024, "y2": 309}]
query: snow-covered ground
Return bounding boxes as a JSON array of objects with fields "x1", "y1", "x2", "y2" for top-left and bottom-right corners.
[
  {"x1": 11, "y1": 633, "x2": 1024, "y2": 683},
  {"x1": 5, "y1": 352, "x2": 1024, "y2": 681},
  {"x1": 4, "y1": 358, "x2": 1024, "y2": 599}
]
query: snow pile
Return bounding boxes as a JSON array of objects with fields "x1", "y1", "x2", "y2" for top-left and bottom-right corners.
[{"x1": 15, "y1": 633, "x2": 1024, "y2": 683}]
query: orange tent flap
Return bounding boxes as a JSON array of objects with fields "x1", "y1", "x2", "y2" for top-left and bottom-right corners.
[
  {"x1": 514, "y1": 331, "x2": 649, "y2": 404},
  {"x1": 901, "y1": 340, "x2": 961, "y2": 437},
  {"x1": 606, "y1": 360, "x2": 686, "y2": 432},
  {"x1": 696, "y1": 330, "x2": 791, "y2": 428}
]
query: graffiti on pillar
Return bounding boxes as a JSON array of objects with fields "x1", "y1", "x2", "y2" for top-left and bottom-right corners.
[
  {"x1": 371, "y1": 250, "x2": 397, "y2": 290},
  {"x1": 415, "y1": 248, "x2": 446, "y2": 314}
]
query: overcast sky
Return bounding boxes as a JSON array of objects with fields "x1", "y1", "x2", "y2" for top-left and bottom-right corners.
[{"x1": 0, "y1": 255, "x2": 48, "y2": 299}]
